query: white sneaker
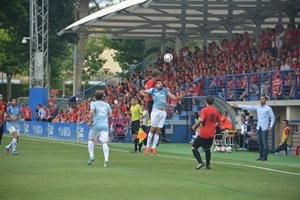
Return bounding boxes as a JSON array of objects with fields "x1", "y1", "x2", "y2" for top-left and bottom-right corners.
[{"x1": 195, "y1": 162, "x2": 205, "y2": 169}]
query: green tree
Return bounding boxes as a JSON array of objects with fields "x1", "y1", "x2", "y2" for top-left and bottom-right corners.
[
  {"x1": 48, "y1": 0, "x2": 77, "y2": 90},
  {"x1": 0, "y1": 0, "x2": 77, "y2": 92},
  {"x1": 144, "y1": 39, "x2": 175, "y2": 61},
  {"x1": 0, "y1": 0, "x2": 29, "y2": 99},
  {"x1": 102, "y1": 37, "x2": 145, "y2": 70},
  {"x1": 73, "y1": 0, "x2": 90, "y2": 94},
  {"x1": 83, "y1": 35, "x2": 106, "y2": 81}
]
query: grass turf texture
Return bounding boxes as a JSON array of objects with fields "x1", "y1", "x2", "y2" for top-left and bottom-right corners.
[{"x1": 0, "y1": 135, "x2": 299, "y2": 200}]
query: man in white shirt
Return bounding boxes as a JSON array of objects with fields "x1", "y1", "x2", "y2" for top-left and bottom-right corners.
[
  {"x1": 38, "y1": 105, "x2": 47, "y2": 122},
  {"x1": 233, "y1": 95, "x2": 275, "y2": 161}
]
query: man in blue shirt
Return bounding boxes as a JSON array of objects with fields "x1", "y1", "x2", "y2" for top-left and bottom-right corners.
[
  {"x1": 5, "y1": 98, "x2": 21, "y2": 155},
  {"x1": 233, "y1": 95, "x2": 275, "y2": 161},
  {"x1": 87, "y1": 90, "x2": 112, "y2": 167},
  {"x1": 141, "y1": 79, "x2": 179, "y2": 155}
]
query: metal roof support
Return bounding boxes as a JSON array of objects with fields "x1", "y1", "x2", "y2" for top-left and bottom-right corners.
[
  {"x1": 30, "y1": 0, "x2": 49, "y2": 88},
  {"x1": 253, "y1": 19, "x2": 263, "y2": 48},
  {"x1": 160, "y1": 39, "x2": 167, "y2": 54},
  {"x1": 201, "y1": 30, "x2": 209, "y2": 47}
]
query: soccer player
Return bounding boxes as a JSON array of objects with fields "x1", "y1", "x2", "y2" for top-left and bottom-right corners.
[
  {"x1": 141, "y1": 79, "x2": 179, "y2": 155},
  {"x1": 191, "y1": 95, "x2": 221, "y2": 170},
  {"x1": 87, "y1": 90, "x2": 112, "y2": 167},
  {"x1": 5, "y1": 98, "x2": 21, "y2": 155},
  {"x1": 0, "y1": 93, "x2": 10, "y2": 146},
  {"x1": 129, "y1": 96, "x2": 143, "y2": 153},
  {"x1": 145, "y1": 70, "x2": 171, "y2": 143}
]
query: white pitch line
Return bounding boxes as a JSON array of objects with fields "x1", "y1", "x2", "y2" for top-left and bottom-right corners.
[
  {"x1": 156, "y1": 154, "x2": 300, "y2": 176},
  {"x1": 16, "y1": 136, "x2": 300, "y2": 176}
]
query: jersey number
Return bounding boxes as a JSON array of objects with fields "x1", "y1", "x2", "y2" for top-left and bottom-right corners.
[
  {"x1": 98, "y1": 107, "x2": 107, "y2": 116},
  {"x1": 210, "y1": 114, "x2": 215, "y2": 122}
]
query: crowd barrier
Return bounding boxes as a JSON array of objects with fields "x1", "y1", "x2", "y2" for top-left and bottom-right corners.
[{"x1": 3, "y1": 121, "x2": 131, "y2": 143}]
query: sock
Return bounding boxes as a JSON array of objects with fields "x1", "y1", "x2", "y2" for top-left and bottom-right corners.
[
  {"x1": 0, "y1": 132, "x2": 3, "y2": 145},
  {"x1": 192, "y1": 148, "x2": 203, "y2": 164},
  {"x1": 12, "y1": 138, "x2": 17, "y2": 152},
  {"x1": 102, "y1": 143, "x2": 109, "y2": 161},
  {"x1": 134, "y1": 139, "x2": 138, "y2": 151},
  {"x1": 138, "y1": 142, "x2": 142, "y2": 152},
  {"x1": 7, "y1": 139, "x2": 14, "y2": 149},
  {"x1": 88, "y1": 141, "x2": 94, "y2": 158},
  {"x1": 146, "y1": 132, "x2": 153, "y2": 147},
  {"x1": 161, "y1": 126, "x2": 166, "y2": 138},
  {"x1": 205, "y1": 149, "x2": 211, "y2": 166},
  {"x1": 152, "y1": 134, "x2": 159, "y2": 148}
]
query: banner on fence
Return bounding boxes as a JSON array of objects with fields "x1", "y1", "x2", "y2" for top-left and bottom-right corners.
[{"x1": 6, "y1": 121, "x2": 89, "y2": 142}]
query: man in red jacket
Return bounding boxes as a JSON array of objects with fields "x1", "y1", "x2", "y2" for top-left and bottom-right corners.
[{"x1": 22, "y1": 104, "x2": 32, "y2": 121}]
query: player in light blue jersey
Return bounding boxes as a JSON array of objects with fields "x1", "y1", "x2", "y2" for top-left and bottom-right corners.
[
  {"x1": 87, "y1": 90, "x2": 112, "y2": 167},
  {"x1": 5, "y1": 98, "x2": 21, "y2": 155},
  {"x1": 141, "y1": 79, "x2": 180, "y2": 155}
]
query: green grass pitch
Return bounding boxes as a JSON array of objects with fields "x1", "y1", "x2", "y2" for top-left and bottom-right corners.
[{"x1": 0, "y1": 134, "x2": 299, "y2": 200}]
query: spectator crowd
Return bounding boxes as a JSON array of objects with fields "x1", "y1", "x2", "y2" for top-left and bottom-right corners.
[{"x1": 18, "y1": 23, "x2": 300, "y2": 126}]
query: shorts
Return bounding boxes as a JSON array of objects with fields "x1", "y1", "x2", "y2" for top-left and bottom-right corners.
[
  {"x1": 150, "y1": 109, "x2": 166, "y2": 128},
  {"x1": 7, "y1": 125, "x2": 19, "y2": 135},
  {"x1": 88, "y1": 127, "x2": 109, "y2": 142},
  {"x1": 131, "y1": 120, "x2": 140, "y2": 135},
  {"x1": 192, "y1": 136, "x2": 213, "y2": 150}
]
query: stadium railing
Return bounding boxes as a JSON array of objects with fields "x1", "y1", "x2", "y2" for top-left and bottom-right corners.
[{"x1": 202, "y1": 69, "x2": 299, "y2": 101}]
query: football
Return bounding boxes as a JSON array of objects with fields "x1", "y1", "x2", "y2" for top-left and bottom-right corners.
[{"x1": 164, "y1": 53, "x2": 173, "y2": 63}]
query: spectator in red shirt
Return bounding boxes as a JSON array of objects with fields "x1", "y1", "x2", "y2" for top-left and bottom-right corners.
[
  {"x1": 47, "y1": 101, "x2": 58, "y2": 122},
  {"x1": 22, "y1": 104, "x2": 32, "y2": 121},
  {"x1": 77, "y1": 110, "x2": 88, "y2": 124},
  {"x1": 284, "y1": 24, "x2": 296, "y2": 49},
  {"x1": 240, "y1": 31, "x2": 251, "y2": 51},
  {"x1": 62, "y1": 110, "x2": 70, "y2": 123},
  {"x1": 272, "y1": 74, "x2": 283, "y2": 99},
  {"x1": 69, "y1": 108, "x2": 78, "y2": 123},
  {"x1": 291, "y1": 58, "x2": 300, "y2": 69},
  {"x1": 52, "y1": 110, "x2": 63, "y2": 123}
]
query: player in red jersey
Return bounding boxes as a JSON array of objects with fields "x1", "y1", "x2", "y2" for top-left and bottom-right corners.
[
  {"x1": 191, "y1": 95, "x2": 221, "y2": 170},
  {"x1": 0, "y1": 93, "x2": 11, "y2": 145}
]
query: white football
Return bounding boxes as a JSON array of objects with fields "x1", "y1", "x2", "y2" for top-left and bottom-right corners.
[
  {"x1": 225, "y1": 146, "x2": 232, "y2": 153},
  {"x1": 221, "y1": 146, "x2": 226, "y2": 152},
  {"x1": 214, "y1": 146, "x2": 220, "y2": 153},
  {"x1": 164, "y1": 53, "x2": 173, "y2": 63}
]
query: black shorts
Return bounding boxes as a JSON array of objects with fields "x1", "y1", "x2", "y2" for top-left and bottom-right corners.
[
  {"x1": 192, "y1": 136, "x2": 214, "y2": 150},
  {"x1": 131, "y1": 120, "x2": 140, "y2": 135}
]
